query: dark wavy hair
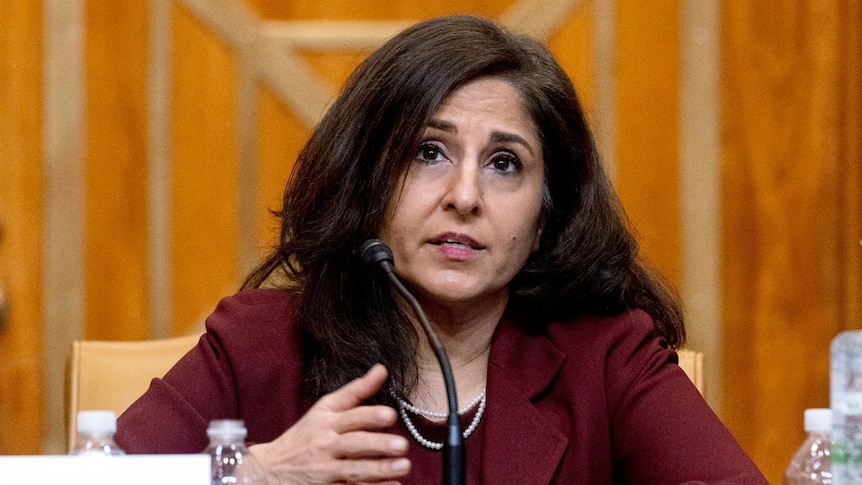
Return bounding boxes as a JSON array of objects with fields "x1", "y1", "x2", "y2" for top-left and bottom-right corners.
[{"x1": 243, "y1": 15, "x2": 684, "y2": 403}]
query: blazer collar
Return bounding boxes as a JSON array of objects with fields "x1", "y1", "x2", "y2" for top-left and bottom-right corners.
[{"x1": 482, "y1": 317, "x2": 567, "y2": 484}]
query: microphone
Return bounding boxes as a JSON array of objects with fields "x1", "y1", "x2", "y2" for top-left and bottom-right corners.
[{"x1": 360, "y1": 239, "x2": 465, "y2": 485}]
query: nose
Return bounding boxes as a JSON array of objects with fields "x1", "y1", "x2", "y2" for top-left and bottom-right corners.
[{"x1": 443, "y1": 161, "x2": 482, "y2": 216}]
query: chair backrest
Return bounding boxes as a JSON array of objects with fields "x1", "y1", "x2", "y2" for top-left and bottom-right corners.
[
  {"x1": 677, "y1": 348, "x2": 705, "y2": 395},
  {"x1": 65, "y1": 335, "x2": 705, "y2": 449},
  {"x1": 66, "y1": 334, "x2": 200, "y2": 451}
]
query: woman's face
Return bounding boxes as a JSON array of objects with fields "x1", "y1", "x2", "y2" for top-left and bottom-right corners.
[{"x1": 380, "y1": 77, "x2": 545, "y2": 313}]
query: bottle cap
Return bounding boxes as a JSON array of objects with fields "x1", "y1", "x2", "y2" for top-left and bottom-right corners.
[
  {"x1": 804, "y1": 408, "x2": 832, "y2": 432},
  {"x1": 77, "y1": 410, "x2": 117, "y2": 434},
  {"x1": 207, "y1": 419, "x2": 248, "y2": 438}
]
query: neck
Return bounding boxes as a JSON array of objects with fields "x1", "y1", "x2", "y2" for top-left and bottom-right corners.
[{"x1": 404, "y1": 292, "x2": 505, "y2": 414}]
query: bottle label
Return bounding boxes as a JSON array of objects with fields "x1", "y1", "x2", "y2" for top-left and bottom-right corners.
[
  {"x1": 834, "y1": 441, "x2": 862, "y2": 464},
  {"x1": 835, "y1": 392, "x2": 862, "y2": 415},
  {"x1": 834, "y1": 437, "x2": 862, "y2": 484}
]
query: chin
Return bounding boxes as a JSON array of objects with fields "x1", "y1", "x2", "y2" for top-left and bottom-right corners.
[{"x1": 420, "y1": 283, "x2": 506, "y2": 309}]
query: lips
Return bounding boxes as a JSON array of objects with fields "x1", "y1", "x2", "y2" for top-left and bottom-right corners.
[{"x1": 430, "y1": 232, "x2": 485, "y2": 250}]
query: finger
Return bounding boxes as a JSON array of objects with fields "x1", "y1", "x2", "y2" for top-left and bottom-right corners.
[
  {"x1": 316, "y1": 364, "x2": 389, "y2": 412},
  {"x1": 338, "y1": 481, "x2": 403, "y2": 485},
  {"x1": 337, "y1": 481, "x2": 403, "y2": 485},
  {"x1": 334, "y1": 457, "x2": 411, "y2": 484},
  {"x1": 333, "y1": 431, "x2": 408, "y2": 459},
  {"x1": 334, "y1": 405, "x2": 398, "y2": 433}
]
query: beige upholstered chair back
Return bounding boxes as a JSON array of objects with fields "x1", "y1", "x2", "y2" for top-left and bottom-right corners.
[
  {"x1": 677, "y1": 348, "x2": 705, "y2": 395},
  {"x1": 66, "y1": 334, "x2": 200, "y2": 451},
  {"x1": 65, "y1": 335, "x2": 705, "y2": 451}
]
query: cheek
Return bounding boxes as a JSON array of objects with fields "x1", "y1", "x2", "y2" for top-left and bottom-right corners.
[
  {"x1": 517, "y1": 197, "x2": 545, "y2": 254},
  {"x1": 379, "y1": 201, "x2": 421, "y2": 255},
  {"x1": 378, "y1": 210, "x2": 400, "y2": 246},
  {"x1": 506, "y1": 218, "x2": 542, "y2": 263},
  {"x1": 379, "y1": 182, "x2": 409, "y2": 241},
  {"x1": 382, "y1": 183, "x2": 438, "y2": 236}
]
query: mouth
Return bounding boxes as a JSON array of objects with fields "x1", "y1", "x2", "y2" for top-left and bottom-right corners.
[{"x1": 430, "y1": 233, "x2": 485, "y2": 250}]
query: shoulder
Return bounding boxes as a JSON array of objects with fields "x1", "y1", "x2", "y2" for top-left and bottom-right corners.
[
  {"x1": 207, "y1": 288, "x2": 296, "y2": 328},
  {"x1": 203, "y1": 288, "x2": 300, "y2": 356},
  {"x1": 495, "y1": 309, "x2": 666, "y2": 366},
  {"x1": 546, "y1": 309, "x2": 658, "y2": 346},
  {"x1": 544, "y1": 310, "x2": 676, "y2": 397},
  {"x1": 547, "y1": 309, "x2": 668, "y2": 358},
  {"x1": 491, "y1": 309, "x2": 672, "y2": 397},
  {"x1": 210, "y1": 287, "x2": 296, "y2": 315}
]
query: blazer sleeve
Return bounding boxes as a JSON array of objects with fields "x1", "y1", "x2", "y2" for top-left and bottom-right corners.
[
  {"x1": 116, "y1": 289, "x2": 301, "y2": 454},
  {"x1": 115, "y1": 329, "x2": 237, "y2": 453},
  {"x1": 604, "y1": 311, "x2": 767, "y2": 484}
]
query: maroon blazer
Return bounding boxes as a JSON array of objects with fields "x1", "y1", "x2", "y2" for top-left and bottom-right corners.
[{"x1": 116, "y1": 288, "x2": 766, "y2": 484}]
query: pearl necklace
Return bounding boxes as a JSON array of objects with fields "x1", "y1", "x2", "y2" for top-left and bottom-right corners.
[{"x1": 393, "y1": 389, "x2": 486, "y2": 451}]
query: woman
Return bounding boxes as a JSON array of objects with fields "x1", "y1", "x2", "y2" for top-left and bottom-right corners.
[{"x1": 117, "y1": 15, "x2": 767, "y2": 484}]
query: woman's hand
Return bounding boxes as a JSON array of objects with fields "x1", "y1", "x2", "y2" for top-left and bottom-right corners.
[{"x1": 250, "y1": 364, "x2": 411, "y2": 485}]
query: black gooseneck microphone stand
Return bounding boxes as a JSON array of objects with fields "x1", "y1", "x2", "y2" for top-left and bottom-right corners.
[{"x1": 361, "y1": 239, "x2": 465, "y2": 485}]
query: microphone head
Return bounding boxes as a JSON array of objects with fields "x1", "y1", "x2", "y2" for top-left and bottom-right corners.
[{"x1": 361, "y1": 239, "x2": 395, "y2": 271}]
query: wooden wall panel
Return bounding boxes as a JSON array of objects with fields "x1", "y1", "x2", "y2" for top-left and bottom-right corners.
[
  {"x1": 0, "y1": 0, "x2": 44, "y2": 454},
  {"x1": 720, "y1": 2, "x2": 849, "y2": 482},
  {"x1": 300, "y1": 50, "x2": 370, "y2": 93},
  {"x1": 839, "y1": 0, "x2": 862, "y2": 336},
  {"x1": 613, "y1": 0, "x2": 683, "y2": 288},
  {"x1": 83, "y1": 0, "x2": 150, "y2": 341},
  {"x1": 247, "y1": 1, "x2": 508, "y2": 20},
  {"x1": 169, "y1": 3, "x2": 240, "y2": 334},
  {"x1": 548, "y1": 3, "x2": 595, "y2": 120},
  {"x1": 256, "y1": 86, "x2": 307, "y2": 251}
]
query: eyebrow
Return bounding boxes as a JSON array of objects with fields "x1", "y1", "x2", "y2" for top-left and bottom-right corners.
[
  {"x1": 426, "y1": 118, "x2": 536, "y2": 156},
  {"x1": 490, "y1": 131, "x2": 535, "y2": 156}
]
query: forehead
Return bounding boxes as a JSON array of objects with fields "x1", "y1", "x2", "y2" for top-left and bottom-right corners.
[{"x1": 428, "y1": 77, "x2": 539, "y2": 140}]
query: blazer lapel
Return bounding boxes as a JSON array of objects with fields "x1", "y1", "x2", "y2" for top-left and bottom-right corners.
[{"x1": 481, "y1": 318, "x2": 567, "y2": 484}]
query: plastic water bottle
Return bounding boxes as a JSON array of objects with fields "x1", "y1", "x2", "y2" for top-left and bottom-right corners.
[
  {"x1": 206, "y1": 419, "x2": 268, "y2": 485},
  {"x1": 784, "y1": 408, "x2": 832, "y2": 484},
  {"x1": 69, "y1": 410, "x2": 126, "y2": 456},
  {"x1": 831, "y1": 330, "x2": 862, "y2": 484}
]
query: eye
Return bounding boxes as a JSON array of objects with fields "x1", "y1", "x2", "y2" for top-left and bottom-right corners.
[
  {"x1": 416, "y1": 142, "x2": 447, "y2": 163},
  {"x1": 489, "y1": 152, "x2": 521, "y2": 173}
]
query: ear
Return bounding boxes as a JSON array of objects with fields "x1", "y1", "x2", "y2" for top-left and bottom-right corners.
[{"x1": 531, "y1": 225, "x2": 543, "y2": 252}]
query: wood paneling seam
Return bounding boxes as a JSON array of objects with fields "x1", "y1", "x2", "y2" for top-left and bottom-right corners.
[
  {"x1": 679, "y1": 0, "x2": 722, "y2": 413},
  {"x1": 42, "y1": 0, "x2": 85, "y2": 454},
  {"x1": 148, "y1": 0, "x2": 173, "y2": 340}
]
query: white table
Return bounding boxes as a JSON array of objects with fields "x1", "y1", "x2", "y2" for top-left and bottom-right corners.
[{"x1": 0, "y1": 453, "x2": 210, "y2": 484}]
